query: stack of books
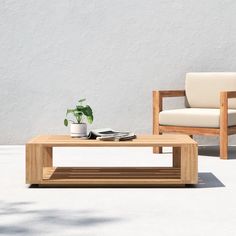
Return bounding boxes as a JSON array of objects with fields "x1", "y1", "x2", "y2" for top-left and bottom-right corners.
[{"x1": 87, "y1": 128, "x2": 136, "y2": 141}]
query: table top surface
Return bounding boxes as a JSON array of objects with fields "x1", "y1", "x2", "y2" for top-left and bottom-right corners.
[{"x1": 27, "y1": 134, "x2": 197, "y2": 147}]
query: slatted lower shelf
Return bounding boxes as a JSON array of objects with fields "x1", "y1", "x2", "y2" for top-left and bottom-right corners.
[{"x1": 42, "y1": 167, "x2": 182, "y2": 185}]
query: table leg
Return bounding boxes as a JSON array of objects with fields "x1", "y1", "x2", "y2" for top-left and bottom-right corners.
[
  {"x1": 173, "y1": 147, "x2": 181, "y2": 168},
  {"x1": 43, "y1": 146, "x2": 53, "y2": 167},
  {"x1": 26, "y1": 144, "x2": 52, "y2": 184},
  {"x1": 180, "y1": 144, "x2": 198, "y2": 184}
]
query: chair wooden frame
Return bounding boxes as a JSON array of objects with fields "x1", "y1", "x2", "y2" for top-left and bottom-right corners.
[{"x1": 153, "y1": 90, "x2": 236, "y2": 159}]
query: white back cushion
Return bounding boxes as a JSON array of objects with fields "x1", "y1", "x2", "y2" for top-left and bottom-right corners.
[{"x1": 185, "y1": 72, "x2": 236, "y2": 108}]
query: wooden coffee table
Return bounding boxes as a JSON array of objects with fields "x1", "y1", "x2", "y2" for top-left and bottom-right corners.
[{"x1": 26, "y1": 135, "x2": 198, "y2": 187}]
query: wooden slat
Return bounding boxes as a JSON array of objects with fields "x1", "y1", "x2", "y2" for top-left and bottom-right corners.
[
  {"x1": 226, "y1": 91, "x2": 236, "y2": 98},
  {"x1": 228, "y1": 126, "x2": 236, "y2": 135},
  {"x1": 43, "y1": 167, "x2": 181, "y2": 180},
  {"x1": 160, "y1": 126, "x2": 219, "y2": 136},
  {"x1": 40, "y1": 178, "x2": 183, "y2": 185},
  {"x1": 39, "y1": 180, "x2": 184, "y2": 186},
  {"x1": 48, "y1": 167, "x2": 180, "y2": 171},
  {"x1": 156, "y1": 90, "x2": 186, "y2": 97}
]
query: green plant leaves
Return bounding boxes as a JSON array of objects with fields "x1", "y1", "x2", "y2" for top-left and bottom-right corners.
[
  {"x1": 64, "y1": 119, "x2": 68, "y2": 126},
  {"x1": 75, "y1": 105, "x2": 93, "y2": 122},
  {"x1": 74, "y1": 113, "x2": 82, "y2": 123},
  {"x1": 76, "y1": 105, "x2": 84, "y2": 111},
  {"x1": 87, "y1": 115, "x2": 93, "y2": 124},
  {"x1": 83, "y1": 105, "x2": 93, "y2": 116},
  {"x1": 64, "y1": 99, "x2": 94, "y2": 125},
  {"x1": 83, "y1": 105, "x2": 93, "y2": 124},
  {"x1": 78, "y1": 98, "x2": 86, "y2": 103}
]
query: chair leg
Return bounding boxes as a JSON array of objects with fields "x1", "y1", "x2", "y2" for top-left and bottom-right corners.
[
  {"x1": 220, "y1": 129, "x2": 228, "y2": 159},
  {"x1": 152, "y1": 90, "x2": 162, "y2": 154},
  {"x1": 153, "y1": 144, "x2": 163, "y2": 154},
  {"x1": 220, "y1": 92, "x2": 228, "y2": 159},
  {"x1": 153, "y1": 129, "x2": 163, "y2": 154}
]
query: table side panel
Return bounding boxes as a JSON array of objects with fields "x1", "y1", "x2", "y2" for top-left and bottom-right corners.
[
  {"x1": 180, "y1": 144, "x2": 198, "y2": 184},
  {"x1": 26, "y1": 144, "x2": 43, "y2": 184},
  {"x1": 26, "y1": 144, "x2": 53, "y2": 184}
]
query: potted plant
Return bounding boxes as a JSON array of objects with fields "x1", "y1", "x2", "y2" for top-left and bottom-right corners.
[{"x1": 64, "y1": 99, "x2": 93, "y2": 137}]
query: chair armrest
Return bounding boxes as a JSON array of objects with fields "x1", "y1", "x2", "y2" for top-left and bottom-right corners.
[
  {"x1": 222, "y1": 91, "x2": 236, "y2": 99},
  {"x1": 153, "y1": 90, "x2": 185, "y2": 98},
  {"x1": 152, "y1": 90, "x2": 185, "y2": 113},
  {"x1": 220, "y1": 91, "x2": 236, "y2": 109},
  {"x1": 152, "y1": 90, "x2": 185, "y2": 135}
]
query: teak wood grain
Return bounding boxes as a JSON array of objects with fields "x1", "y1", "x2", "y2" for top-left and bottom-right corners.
[
  {"x1": 220, "y1": 92, "x2": 228, "y2": 159},
  {"x1": 26, "y1": 134, "x2": 198, "y2": 187},
  {"x1": 152, "y1": 91, "x2": 162, "y2": 153},
  {"x1": 153, "y1": 89, "x2": 236, "y2": 159},
  {"x1": 27, "y1": 134, "x2": 196, "y2": 147}
]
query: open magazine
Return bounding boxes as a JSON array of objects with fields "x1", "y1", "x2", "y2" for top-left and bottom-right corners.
[{"x1": 87, "y1": 128, "x2": 136, "y2": 141}]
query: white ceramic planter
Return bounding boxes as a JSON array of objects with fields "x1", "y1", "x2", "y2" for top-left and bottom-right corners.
[{"x1": 70, "y1": 123, "x2": 87, "y2": 138}]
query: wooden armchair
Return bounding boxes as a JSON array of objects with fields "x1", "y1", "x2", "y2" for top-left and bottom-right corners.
[{"x1": 153, "y1": 73, "x2": 236, "y2": 159}]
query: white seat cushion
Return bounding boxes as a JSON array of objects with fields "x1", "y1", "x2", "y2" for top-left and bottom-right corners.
[{"x1": 159, "y1": 108, "x2": 236, "y2": 128}]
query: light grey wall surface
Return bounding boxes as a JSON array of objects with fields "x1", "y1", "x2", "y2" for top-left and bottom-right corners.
[{"x1": 1, "y1": 0, "x2": 236, "y2": 144}]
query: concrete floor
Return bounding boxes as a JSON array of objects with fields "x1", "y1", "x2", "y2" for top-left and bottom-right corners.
[{"x1": 0, "y1": 145, "x2": 236, "y2": 236}]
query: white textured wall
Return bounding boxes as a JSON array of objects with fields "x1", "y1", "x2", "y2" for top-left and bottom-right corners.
[{"x1": 1, "y1": 0, "x2": 236, "y2": 144}]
